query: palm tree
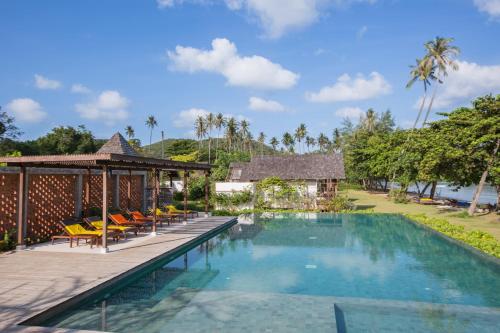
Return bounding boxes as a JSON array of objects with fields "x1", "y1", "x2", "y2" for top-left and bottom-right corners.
[
  {"x1": 407, "y1": 57, "x2": 437, "y2": 129},
  {"x1": 239, "y1": 120, "x2": 250, "y2": 152},
  {"x1": 194, "y1": 115, "x2": 207, "y2": 152},
  {"x1": 214, "y1": 113, "x2": 225, "y2": 159},
  {"x1": 317, "y1": 133, "x2": 329, "y2": 153},
  {"x1": 205, "y1": 113, "x2": 214, "y2": 164},
  {"x1": 145, "y1": 115, "x2": 158, "y2": 153},
  {"x1": 125, "y1": 125, "x2": 135, "y2": 139},
  {"x1": 422, "y1": 37, "x2": 460, "y2": 125},
  {"x1": 332, "y1": 128, "x2": 341, "y2": 151},
  {"x1": 282, "y1": 132, "x2": 295, "y2": 154},
  {"x1": 270, "y1": 137, "x2": 279, "y2": 153},
  {"x1": 258, "y1": 132, "x2": 266, "y2": 157},
  {"x1": 362, "y1": 109, "x2": 377, "y2": 134},
  {"x1": 294, "y1": 123, "x2": 307, "y2": 154},
  {"x1": 225, "y1": 117, "x2": 238, "y2": 152},
  {"x1": 305, "y1": 136, "x2": 316, "y2": 152}
]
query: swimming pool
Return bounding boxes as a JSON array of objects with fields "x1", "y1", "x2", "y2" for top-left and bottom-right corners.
[{"x1": 38, "y1": 213, "x2": 500, "y2": 332}]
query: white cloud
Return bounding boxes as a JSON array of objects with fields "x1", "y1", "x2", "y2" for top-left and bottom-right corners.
[
  {"x1": 168, "y1": 38, "x2": 299, "y2": 90},
  {"x1": 335, "y1": 106, "x2": 364, "y2": 119},
  {"x1": 414, "y1": 60, "x2": 500, "y2": 109},
  {"x1": 174, "y1": 108, "x2": 210, "y2": 128},
  {"x1": 248, "y1": 97, "x2": 286, "y2": 112},
  {"x1": 306, "y1": 72, "x2": 391, "y2": 103},
  {"x1": 314, "y1": 48, "x2": 326, "y2": 56},
  {"x1": 357, "y1": 25, "x2": 368, "y2": 39},
  {"x1": 75, "y1": 90, "x2": 130, "y2": 125},
  {"x1": 34, "y1": 74, "x2": 62, "y2": 90},
  {"x1": 71, "y1": 83, "x2": 91, "y2": 94},
  {"x1": 474, "y1": 0, "x2": 500, "y2": 17},
  {"x1": 224, "y1": 0, "x2": 377, "y2": 38},
  {"x1": 6, "y1": 98, "x2": 47, "y2": 122},
  {"x1": 157, "y1": 0, "x2": 174, "y2": 7}
]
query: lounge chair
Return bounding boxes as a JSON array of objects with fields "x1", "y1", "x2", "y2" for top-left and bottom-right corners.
[
  {"x1": 51, "y1": 218, "x2": 119, "y2": 248},
  {"x1": 127, "y1": 209, "x2": 170, "y2": 227},
  {"x1": 108, "y1": 213, "x2": 153, "y2": 232},
  {"x1": 84, "y1": 216, "x2": 138, "y2": 238},
  {"x1": 165, "y1": 204, "x2": 199, "y2": 218},
  {"x1": 155, "y1": 208, "x2": 183, "y2": 224}
]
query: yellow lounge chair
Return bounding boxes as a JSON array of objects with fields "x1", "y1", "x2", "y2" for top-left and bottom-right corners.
[
  {"x1": 84, "y1": 216, "x2": 138, "y2": 238},
  {"x1": 165, "y1": 204, "x2": 199, "y2": 218},
  {"x1": 52, "y1": 218, "x2": 119, "y2": 248}
]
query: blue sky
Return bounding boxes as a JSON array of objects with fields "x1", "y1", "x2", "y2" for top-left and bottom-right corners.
[{"x1": 1, "y1": 0, "x2": 499, "y2": 144}]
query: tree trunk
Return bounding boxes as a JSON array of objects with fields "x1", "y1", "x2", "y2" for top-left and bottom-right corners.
[
  {"x1": 413, "y1": 93, "x2": 427, "y2": 129},
  {"x1": 414, "y1": 182, "x2": 421, "y2": 196},
  {"x1": 468, "y1": 139, "x2": 500, "y2": 216},
  {"x1": 420, "y1": 182, "x2": 431, "y2": 198},
  {"x1": 208, "y1": 137, "x2": 211, "y2": 164},
  {"x1": 422, "y1": 86, "x2": 438, "y2": 127},
  {"x1": 496, "y1": 185, "x2": 500, "y2": 213},
  {"x1": 429, "y1": 181, "x2": 437, "y2": 199}
]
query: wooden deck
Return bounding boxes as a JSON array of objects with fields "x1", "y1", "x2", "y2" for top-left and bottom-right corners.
[{"x1": 0, "y1": 216, "x2": 237, "y2": 333}]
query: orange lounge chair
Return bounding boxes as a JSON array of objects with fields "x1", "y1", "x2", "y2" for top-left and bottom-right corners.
[
  {"x1": 83, "y1": 216, "x2": 138, "y2": 238},
  {"x1": 127, "y1": 209, "x2": 171, "y2": 227},
  {"x1": 108, "y1": 213, "x2": 153, "y2": 232}
]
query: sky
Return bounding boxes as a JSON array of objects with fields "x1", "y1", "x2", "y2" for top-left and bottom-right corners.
[{"x1": 1, "y1": 0, "x2": 500, "y2": 144}]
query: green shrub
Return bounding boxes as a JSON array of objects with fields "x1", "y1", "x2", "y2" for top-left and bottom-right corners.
[
  {"x1": 324, "y1": 195, "x2": 354, "y2": 212},
  {"x1": 173, "y1": 191, "x2": 184, "y2": 201},
  {"x1": 188, "y1": 176, "x2": 206, "y2": 200},
  {"x1": 212, "y1": 190, "x2": 253, "y2": 211},
  {"x1": 406, "y1": 214, "x2": 500, "y2": 258},
  {"x1": 388, "y1": 189, "x2": 409, "y2": 204}
]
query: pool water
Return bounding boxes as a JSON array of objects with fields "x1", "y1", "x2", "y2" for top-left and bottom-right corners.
[{"x1": 40, "y1": 214, "x2": 500, "y2": 332}]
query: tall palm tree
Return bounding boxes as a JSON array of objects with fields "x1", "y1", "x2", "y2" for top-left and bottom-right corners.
[
  {"x1": 406, "y1": 57, "x2": 437, "y2": 129},
  {"x1": 239, "y1": 120, "x2": 250, "y2": 152},
  {"x1": 362, "y1": 109, "x2": 377, "y2": 134},
  {"x1": 422, "y1": 37, "x2": 460, "y2": 125},
  {"x1": 282, "y1": 132, "x2": 295, "y2": 154},
  {"x1": 125, "y1": 125, "x2": 135, "y2": 139},
  {"x1": 145, "y1": 115, "x2": 158, "y2": 153},
  {"x1": 305, "y1": 136, "x2": 316, "y2": 152},
  {"x1": 214, "y1": 113, "x2": 225, "y2": 159},
  {"x1": 332, "y1": 128, "x2": 341, "y2": 151},
  {"x1": 294, "y1": 123, "x2": 307, "y2": 154},
  {"x1": 270, "y1": 137, "x2": 279, "y2": 153},
  {"x1": 225, "y1": 117, "x2": 238, "y2": 152},
  {"x1": 317, "y1": 133, "x2": 329, "y2": 153},
  {"x1": 258, "y1": 132, "x2": 266, "y2": 157},
  {"x1": 194, "y1": 115, "x2": 207, "y2": 152},
  {"x1": 205, "y1": 113, "x2": 214, "y2": 164}
]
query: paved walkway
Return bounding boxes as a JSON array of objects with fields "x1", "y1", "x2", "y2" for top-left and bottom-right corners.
[{"x1": 0, "y1": 216, "x2": 237, "y2": 333}]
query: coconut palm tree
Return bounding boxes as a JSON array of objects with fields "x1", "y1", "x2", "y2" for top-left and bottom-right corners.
[
  {"x1": 422, "y1": 37, "x2": 460, "y2": 125},
  {"x1": 239, "y1": 120, "x2": 250, "y2": 152},
  {"x1": 258, "y1": 132, "x2": 266, "y2": 157},
  {"x1": 305, "y1": 136, "x2": 316, "y2": 152},
  {"x1": 145, "y1": 115, "x2": 157, "y2": 153},
  {"x1": 332, "y1": 128, "x2": 342, "y2": 151},
  {"x1": 294, "y1": 123, "x2": 307, "y2": 154},
  {"x1": 194, "y1": 115, "x2": 207, "y2": 152},
  {"x1": 205, "y1": 113, "x2": 214, "y2": 164},
  {"x1": 317, "y1": 133, "x2": 329, "y2": 153},
  {"x1": 282, "y1": 132, "x2": 295, "y2": 154},
  {"x1": 214, "y1": 113, "x2": 225, "y2": 159},
  {"x1": 125, "y1": 125, "x2": 135, "y2": 139},
  {"x1": 406, "y1": 57, "x2": 437, "y2": 129},
  {"x1": 225, "y1": 117, "x2": 238, "y2": 152},
  {"x1": 270, "y1": 137, "x2": 279, "y2": 153},
  {"x1": 362, "y1": 109, "x2": 377, "y2": 134}
]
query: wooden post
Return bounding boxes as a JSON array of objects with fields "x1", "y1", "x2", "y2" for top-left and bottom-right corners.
[
  {"x1": 152, "y1": 169, "x2": 158, "y2": 234},
  {"x1": 75, "y1": 174, "x2": 83, "y2": 217},
  {"x1": 204, "y1": 170, "x2": 210, "y2": 216},
  {"x1": 127, "y1": 169, "x2": 132, "y2": 209},
  {"x1": 183, "y1": 170, "x2": 188, "y2": 223},
  {"x1": 101, "y1": 165, "x2": 108, "y2": 252},
  {"x1": 85, "y1": 168, "x2": 91, "y2": 217},
  {"x1": 169, "y1": 173, "x2": 173, "y2": 188},
  {"x1": 17, "y1": 166, "x2": 27, "y2": 249}
]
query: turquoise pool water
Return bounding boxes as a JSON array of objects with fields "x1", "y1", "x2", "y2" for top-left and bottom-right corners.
[{"x1": 40, "y1": 214, "x2": 500, "y2": 332}]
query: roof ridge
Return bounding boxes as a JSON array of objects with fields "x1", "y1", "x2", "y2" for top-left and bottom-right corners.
[{"x1": 96, "y1": 132, "x2": 140, "y2": 157}]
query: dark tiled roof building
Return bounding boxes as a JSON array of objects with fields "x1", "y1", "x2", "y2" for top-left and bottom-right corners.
[{"x1": 97, "y1": 132, "x2": 140, "y2": 157}]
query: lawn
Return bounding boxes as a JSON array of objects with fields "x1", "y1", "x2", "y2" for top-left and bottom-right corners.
[{"x1": 345, "y1": 190, "x2": 500, "y2": 241}]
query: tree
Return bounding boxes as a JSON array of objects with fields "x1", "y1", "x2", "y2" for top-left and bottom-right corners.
[
  {"x1": 125, "y1": 125, "x2": 135, "y2": 139},
  {"x1": 305, "y1": 136, "x2": 316, "y2": 152},
  {"x1": 332, "y1": 129, "x2": 341, "y2": 151},
  {"x1": 0, "y1": 107, "x2": 21, "y2": 141},
  {"x1": 206, "y1": 113, "x2": 214, "y2": 164},
  {"x1": 407, "y1": 58, "x2": 437, "y2": 128},
  {"x1": 225, "y1": 117, "x2": 238, "y2": 152},
  {"x1": 362, "y1": 109, "x2": 377, "y2": 133},
  {"x1": 239, "y1": 120, "x2": 250, "y2": 153},
  {"x1": 35, "y1": 125, "x2": 98, "y2": 155},
  {"x1": 282, "y1": 132, "x2": 295, "y2": 153},
  {"x1": 194, "y1": 115, "x2": 207, "y2": 152},
  {"x1": 214, "y1": 113, "x2": 225, "y2": 159},
  {"x1": 258, "y1": 132, "x2": 266, "y2": 157},
  {"x1": 270, "y1": 137, "x2": 279, "y2": 153},
  {"x1": 422, "y1": 37, "x2": 460, "y2": 125},
  {"x1": 317, "y1": 133, "x2": 330, "y2": 153},
  {"x1": 145, "y1": 115, "x2": 158, "y2": 152},
  {"x1": 294, "y1": 123, "x2": 307, "y2": 154}
]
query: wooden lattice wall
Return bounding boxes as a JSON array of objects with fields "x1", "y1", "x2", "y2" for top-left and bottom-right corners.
[
  {"x1": 118, "y1": 175, "x2": 143, "y2": 210},
  {"x1": 82, "y1": 174, "x2": 114, "y2": 210},
  {"x1": 0, "y1": 173, "x2": 18, "y2": 236},
  {"x1": 27, "y1": 174, "x2": 77, "y2": 243}
]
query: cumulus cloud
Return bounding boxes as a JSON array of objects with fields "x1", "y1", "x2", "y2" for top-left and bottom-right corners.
[
  {"x1": 248, "y1": 97, "x2": 286, "y2": 112},
  {"x1": 34, "y1": 74, "x2": 62, "y2": 90},
  {"x1": 168, "y1": 38, "x2": 299, "y2": 90},
  {"x1": 474, "y1": 0, "x2": 500, "y2": 17},
  {"x1": 71, "y1": 83, "x2": 91, "y2": 94},
  {"x1": 306, "y1": 72, "x2": 392, "y2": 103},
  {"x1": 173, "y1": 108, "x2": 210, "y2": 128},
  {"x1": 157, "y1": 0, "x2": 175, "y2": 7},
  {"x1": 75, "y1": 90, "x2": 130, "y2": 125},
  {"x1": 415, "y1": 60, "x2": 500, "y2": 109},
  {"x1": 335, "y1": 106, "x2": 364, "y2": 119},
  {"x1": 6, "y1": 98, "x2": 47, "y2": 122}
]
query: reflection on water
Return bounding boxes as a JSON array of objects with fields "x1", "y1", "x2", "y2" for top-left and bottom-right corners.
[
  {"x1": 42, "y1": 214, "x2": 500, "y2": 333},
  {"x1": 407, "y1": 182, "x2": 497, "y2": 204}
]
